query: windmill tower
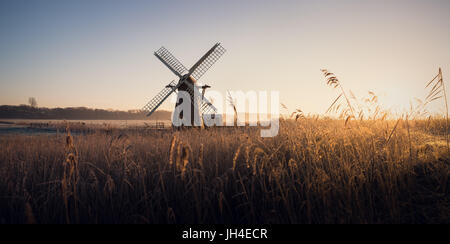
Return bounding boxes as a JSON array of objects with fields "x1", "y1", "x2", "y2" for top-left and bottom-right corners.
[{"x1": 142, "y1": 43, "x2": 226, "y2": 126}]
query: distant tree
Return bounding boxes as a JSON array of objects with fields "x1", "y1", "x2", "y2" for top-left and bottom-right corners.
[
  {"x1": 28, "y1": 97, "x2": 38, "y2": 108},
  {"x1": 0, "y1": 105, "x2": 171, "y2": 120}
]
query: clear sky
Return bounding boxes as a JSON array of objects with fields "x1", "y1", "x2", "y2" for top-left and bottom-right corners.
[{"x1": 1, "y1": 0, "x2": 450, "y2": 115}]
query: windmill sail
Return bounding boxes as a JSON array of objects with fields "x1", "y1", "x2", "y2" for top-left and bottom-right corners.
[
  {"x1": 154, "y1": 47, "x2": 188, "y2": 77},
  {"x1": 189, "y1": 43, "x2": 226, "y2": 81},
  {"x1": 199, "y1": 96, "x2": 217, "y2": 115},
  {"x1": 145, "y1": 42, "x2": 225, "y2": 121},
  {"x1": 142, "y1": 80, "x2": 179, "y2": 116},
  {"x1": 183, "y1": 82, "x2": 218, "y2": 115}
]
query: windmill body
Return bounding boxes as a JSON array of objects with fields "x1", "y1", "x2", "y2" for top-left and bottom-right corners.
[
  {"x1": 172, "y1": 74, "x2": 201, "y2": 126},
  {"x1": 142, "y1": 43, "x2": 226, "y2": 126}
]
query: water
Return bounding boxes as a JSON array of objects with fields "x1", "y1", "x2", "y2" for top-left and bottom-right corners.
[
  {"x1": 0, "y1": 126, "x2": 57, "y2": 135},
  {"x1": 0, "y1": 119, "x2": 171, "y2": 135}
]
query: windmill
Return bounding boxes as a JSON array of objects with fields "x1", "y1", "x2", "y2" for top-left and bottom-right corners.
[{"x1": 142, "y1": 43, "x2": 226, "y2": 126}]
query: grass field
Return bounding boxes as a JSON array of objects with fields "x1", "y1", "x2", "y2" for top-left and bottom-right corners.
[{"x1": 0, "y1": 118, "x2": 448, "y2": 224}]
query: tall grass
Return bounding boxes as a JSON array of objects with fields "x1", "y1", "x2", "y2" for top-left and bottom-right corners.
[
  {"x1": 0, "y1": 69, "x2": 448, "y2": 224},
  {"x1": 0, "y1": 118, "x2": 448, "y2": 224}
]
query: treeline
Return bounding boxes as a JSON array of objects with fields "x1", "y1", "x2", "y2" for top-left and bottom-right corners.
[{"x1": 0, "y1": 105, "x2": 171, "y2": 120}]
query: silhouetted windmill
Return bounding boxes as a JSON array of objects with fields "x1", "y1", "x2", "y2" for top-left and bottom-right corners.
[{"x1": 142, "y1": 43, "x2": 226, "y2": 126}]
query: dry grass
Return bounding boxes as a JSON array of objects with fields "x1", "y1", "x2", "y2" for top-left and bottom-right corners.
[
  {"x1": 0, "y1": 118, "x2": 448, "y2": 224},
  {"x1": 0, "y1": 69, "x2": 448, "y2": 224}
]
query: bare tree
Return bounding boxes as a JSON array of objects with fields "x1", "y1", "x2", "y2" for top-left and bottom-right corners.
[{"x1": 28, "y1": 97, "x2": 37, "y2": 108}]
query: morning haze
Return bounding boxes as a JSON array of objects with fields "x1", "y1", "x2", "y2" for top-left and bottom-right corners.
[{"x1": 1, "y1": 0, "x2": 449, "y2": 114}]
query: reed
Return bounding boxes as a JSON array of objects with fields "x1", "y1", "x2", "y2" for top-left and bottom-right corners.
[
  {"x1": 0, "y1": 69, "x2": 448, "y2": 224},
  {"x1": 0, "y1": 117, "x2": 448, "y2": 224}
]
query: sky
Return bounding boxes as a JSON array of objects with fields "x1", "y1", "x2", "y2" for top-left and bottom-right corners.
[{"x1": 1, "y1": 0, "x2": 450, "y2": 115}]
